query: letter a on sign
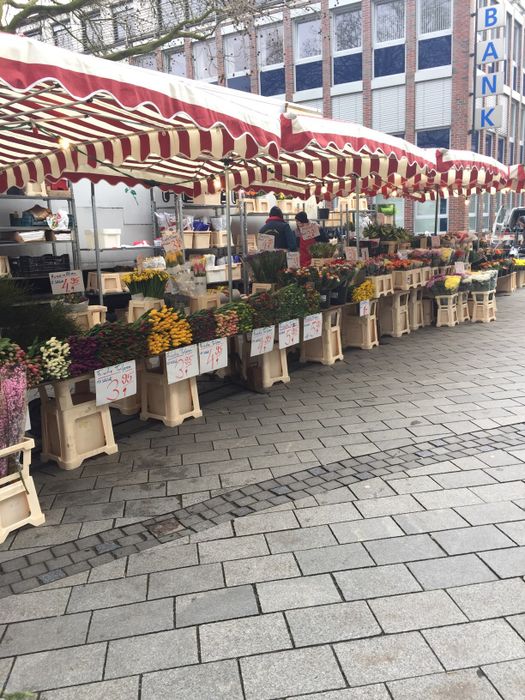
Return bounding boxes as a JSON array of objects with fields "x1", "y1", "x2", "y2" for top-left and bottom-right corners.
[
  {"x1": 476, "y1": 38, "x2": 504, "y2": 65},
  {"x1": 478, "y1": 4, "x2": 504, "y2": 31}
]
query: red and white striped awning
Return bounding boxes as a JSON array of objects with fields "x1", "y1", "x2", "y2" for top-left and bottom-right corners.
[
  {"x1": 507, "y1": 164, "x2": 525, "y2": 192},
  {"x1": 0, "y1": 32, "x2": 286, "y2": 192}
]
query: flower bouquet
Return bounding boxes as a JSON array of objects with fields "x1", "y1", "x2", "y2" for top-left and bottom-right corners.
[
  {"x1": 247, "y1": 292, "x2": 277, "y2": 328},
  {"x1": 36, "y1": 337, "x2": 71, "y2": 380},
  {"x1": 352, "y1": 279, "x2": 376, "y2": 303},
  {"x1": 0, "y1": 365, "x2": 27, "y2": 478},
  {"x1": 68, "y1": 335, "x2": 103, "y2": 377},
  {"x1": 246, "y1": 251, "x2": 287, "y2": 283},
  {"x1": 214, "y1": 307, "x2": 240, "y2": 338},
  {"x1": 217, "y1": 301, "x2": 254, "y2": 334},
  {"x1": 0, "y1": 338, "x2": 42, "y2": 388},
  {"x1": 122, "y1": 269, "x2": 169, "y2": 299},
  {"x1": 273, "y1": 284, "x2": 309, "y2": 322},
  {"x1": 142, "y1": 306, "x2": 192, "y2": 355},
  {"x1": 467, "y1": 270, "x2": 498, "y2": 291},
  {"x1": 188, "y1": 309, "x2": 217, "y2": 343},
  {"x1": 426, "y1": 275, "x2": 461, "y2": 296},
  {"x1": 86, "y1": 322, "x2": 149, "y2": 366}
]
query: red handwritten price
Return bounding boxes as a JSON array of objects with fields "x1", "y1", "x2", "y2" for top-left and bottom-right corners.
[
  {"x1": 166, "y1": 345, "x2": 199, "y2": 384},
  {"x1": 250, "y1": 326, "x2": 275, "y2": 357},
  {"x1": 199, "y1": 338, "x2": 228, "y2": 373},
  {"x1": 303, "y1": 313, "x2": 322, "y2": 341},
  {"x1": 49, "y1": 270, "x2": 85, "y2": 295},
  {"x1": 278, "y1": 319, "x2": 300, "y2": 349},
  {"x1": 95, "y1": 360, "x2": 137, "y2": 406}
]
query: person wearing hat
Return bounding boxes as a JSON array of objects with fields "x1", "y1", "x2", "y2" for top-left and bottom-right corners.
[
  {"x1": 259, "y1": 206, "x2": 297, "y2": 252},
  {"x1": 295, "y1": 211, "x2": 320, "y2": 267}
]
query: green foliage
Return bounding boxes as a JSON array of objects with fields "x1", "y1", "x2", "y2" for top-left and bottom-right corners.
[
  {"x1": 246, "y1": 251, "x2": 287, "y2": 283},
  {"x1": 272, "y1": 284, "x2": 309, "y2": 322},
  {"x1": 309, "y1": 243, "x2": 336, "y2": 258},
  {"x1": 363, "y1": 224, "x2": 410, "y2": 242}
]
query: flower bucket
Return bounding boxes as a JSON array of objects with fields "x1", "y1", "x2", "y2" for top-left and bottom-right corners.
[
  {"x1": 131, "y1": 293, "x2": 144, "y2": 300},
  {"x1": 319, "y1": 292, "x2": 331, "y2": 309},
  {"x1": 330, "y1": 284, "x2": 349, "y2": 306}
]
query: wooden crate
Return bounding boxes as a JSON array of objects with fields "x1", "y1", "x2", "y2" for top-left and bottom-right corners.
[
  {"x1": 496, "y1": 272, "x2": 517, "y2": 294},
  {"x1": 189, "y1": 291, "x2": 222, "y2": 313},
  {"x1": 0, "y1": 437, "x2": 45, "y2": 544},
  {"x1": 87, "y1": 272, "x2": 123, "y2": 294},
  {"x1": 366, "y1": 274, "x2": 393, "y2": 298},
  {"x1": 210, "y1": 230, "x2": 232, "y2": 247},
  {"x1": 68, "y1": 305, "x2": 107, "y2": 332},
  {"x1": 435, "y1": 294, "x2": 459, "y2": 328},
  {"x1": 127, "y1": 298, "x2": 163, "y2": 323},
  {"x1": 392, "y1": 270, "x2": 416, "y2": 291},
  {"x1": 193, "y1": 232, "x2": 211, "y2": 249}
]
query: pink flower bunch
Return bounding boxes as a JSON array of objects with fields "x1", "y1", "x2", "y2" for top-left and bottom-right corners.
[{"x1": 0, "y1": 365, "x2": 27, "y2": 477}]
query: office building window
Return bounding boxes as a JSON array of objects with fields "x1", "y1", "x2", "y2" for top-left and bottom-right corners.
[
  {"x1": 134, "y1": 54, "x2": 157, "y2": 70},
  {"x1": 193, "y1": 41, "x2": 217, "y2": 80},
  {"x1": 486, "y1": 133, "x2": 493, "y2": 157},
  {"x1": 223, "y1": 33, "x2": 250, "y2": 76},
  {"x1": 415, "y1": 197, "x2": 447, "y2": 234},
  {"x1": 295, "y1": 17, "x2": 322, "y2": 60},
  {"x1": 112, "y1": 3, "x2": 133, "y2": 43},
  {"x1": 333, "y1": 7, "x2": 362, "y2": 52},
  {"x1": 167, "y1": 50, "x2": 186, "y2": 77},
  {"x1": 498, "y1": 136, "x2": 505, "y2": 162},
  {"x1": 416, "y1": 127, "x2": 450, "y2": 149},
  {"x1": 52, "y1": 22, "x2": 72, "y2": 48},
  {"x1": 374, "y1": 0, "x2": 405, "y2": 45},
  {"x1": 419, "y1": 0, "x2": 451, "y2": 36},
  {"x1": 258, "y1": 24, "x2": 283, "y2": 67}
]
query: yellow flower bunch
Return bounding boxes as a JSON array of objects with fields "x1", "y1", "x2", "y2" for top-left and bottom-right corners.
[
  {"x1": 440, "y1": 248, "x2": 454, "y2": 263},
  {"x1": 513, "y1": 258, "x2": 525, "y2": 267},
  {"x1": 352, "y1": 279, "x2": 376, "y2": 303},
  {"x1": 165, "y1": 251, "x2": 184, "y2": 266},
  {"x1": 146, "y1": 305, "x2": 192, "y2": 355},
  {"x1": 122, "y1": 269, "x2": 169, "y2": 284},
  {"x1": 444, "y1": 275, "x2": 461, "y2": 291}
]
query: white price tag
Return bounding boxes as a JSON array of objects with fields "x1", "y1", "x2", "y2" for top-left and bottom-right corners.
[
  {"x1": 199, "y1": 338, "x2": 228, "y2": 373},
  {"x1": 278, "y1": 319, "x2": 300, "y2": 349},
  {"x1": 454, "y1": 262, "x2": 465, "y2": 274},
  {"x1": 286, "y1": 252, "x2": 300, "y2": 269},
  {"x1": 359, "y1": 300, "x2": 370, "y2": 317},
  {"x1": 250, "y1": 326, "x2": 275, "y2": 356},
  {"x1": 95, "y1": 360, "x2": 137, "y2": 406},
  {"x1": 166, "y1": 345, "x2": 199, "y2": 384},
  {"x1": 258, "y1": 233, "x2": 275, "y2": 251},
  {"x1": 303, "y1": 313, "x2": 322, "y2": 341},
  {"x1": 345, "y1": 247, "x2": 358, "y2": 262},
  {"x1": 397, "y1": 250, "x2": 409, "y2": 260},
  {"x1": 360, "y1": 248, "x2": 369, "y2": 261},
  {"x1": 49, "y1": 270, "x2": 85, "y2": 295},
  {"x1": 431, "y1": 235, "x2": 441, "y2": 248},
  {"x1": 300, "y1": 223, "x2": 319, "y2": 241}
]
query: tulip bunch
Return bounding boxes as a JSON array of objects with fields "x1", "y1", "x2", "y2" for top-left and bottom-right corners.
[
  {"x1": 144, "y1": 306, "x2": 192, "y2": 355},
  {"x1": 218, "y1": 301, "x2": 254, "y2": 334},
  {"x1": 122, "y1": 269, "x2": 169, "y2": 298},
  {"x1": 87, "y1": 322, "x2": 149, "y2": 366},
  {"x1": 247, "y1": 292, "x2": 277, "y2": 328},
  {"x1": 68, "y1": 335, "x2": 103, "y2": 376},
  {"x1": 188, "y1": 309, "x2": 217, "y2": 343},
  {"x1": 214, "y1": 308, "x2": 240, "y2": 338}
]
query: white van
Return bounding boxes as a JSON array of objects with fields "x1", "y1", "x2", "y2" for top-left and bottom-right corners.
[{"x1": 492, "y1": 206, "x2": 525, "y2": 243}]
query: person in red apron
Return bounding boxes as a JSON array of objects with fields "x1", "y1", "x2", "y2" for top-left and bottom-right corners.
[{"x1": 295, "y1": 211, "x2": 320, "y2": 267}]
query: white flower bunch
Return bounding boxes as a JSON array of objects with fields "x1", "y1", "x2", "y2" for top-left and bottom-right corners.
[{"x1": 40, "y1": 337, "x2": 71, "y2": 380}]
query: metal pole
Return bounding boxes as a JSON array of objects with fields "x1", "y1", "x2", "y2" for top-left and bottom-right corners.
[
  {"x1": 90, "y1": 182, "x2": 103, "y2": 306},
  {"x1": 345, "y1": 203, "x2": 350, "y2": 246},
  {"x1": 471, "y1": 4, "x2": 480, "y2": 138},
  {"x1": 67, "y1": 180, "x2": 81, "y2": 270},
  {"x1": 355, "y1": 178, "x2": 361, "y2": 253},
  {"x1": 434, "y1": 192, "x2": 440, "y2": 236},
  {"x1": 225, "y1": 173, "x2": 233, "y2": 298},
  {"x1": 240, "y1": 198, "x2": 249, "y2": 293}
]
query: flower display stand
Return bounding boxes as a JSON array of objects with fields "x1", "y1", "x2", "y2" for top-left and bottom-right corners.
[
  {"x1": 262, "y1": 346, "x2": 290, "y2": 388},
  {"x1": 496, "y1": 272, "x2": 517, "y2": 295},
  {"x1": 0, "y1": 437, "x2": 45, "y2": 544},
  {"x1": 236, "y1": 335, "x2": 290, "y2": 390},
  {"x1": 469, "y1": 291, "x2": 497, "y2": 323},
  {"x1": 87, "y1": 272, "x2": 123, "y2": 295},
  {"x1": 457, "y1": 291, "x2": 470, "y2": 323},
  {"x1": 127, "y1": 298, "x2": 163, "y2": 323},
  {"x1": 408, "y1": 288, "x2": 424, "y2": 331},
  {"x1": 517, "y1": 269, "x2": 525, "y2": 289},
  {"x1": 435, "y1": 294, "x2": 459, "y2": 328},
  {"x1": 378, "y1": 291, "x2": 410, "y2": 338},
  {"x1": 341, "y1": 301, "x2": 379, "y2": 350},
  {"x1": 69, "y1": 305, "x2": 107, "y2": 332},
  {"x1": 301, "y1": 308, "x2": 343, "y2": 366},
  {"x1": 140, "y1": 361, "x2": 202, "y2": 427},
  {"x1": 422, "y1": 299, "x2": 434, "y2": 326},
  {"x1": 38, "y1": 375, "x2": 118, "y2": 470},
  {"x1": 411, "y1": 268, "x2": 424, "y2": 288},
  {"x1": 392, "y1": 270, "x2": 416, "y2": 291},
  {"x1": 420, "y1": 267, "x2": 432, "y2": 284},
  {"x1": 367, "y1": 275, "x2": 393, "y2": 298}
]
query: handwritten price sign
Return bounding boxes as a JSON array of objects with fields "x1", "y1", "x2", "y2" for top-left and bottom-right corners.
[
  {"x1": 454, "y1": 262, "x2": 465, "y2": 274},
  {"x1": 345, "y1": 247, "x2": 358, "y2": 262},
  {"x1": 359, "y1": 300, "x2": 370, "y2": 317},
  {"x1": 199, "y1": 338, "x2": 228, "y2": 373},
  {"x1": 258, "y1": 233, "x2": 275, "y2": 251},
  {"x1": 166, "y1": 345, "x2": 199, "y2": 384},
  {"x1": 250, "y1": 326, "x2": 275, "y2": 357},
  {"x1": 278, "y1": 319, "x2": 300, "y2": 349},
  {"x1": 303, "y1": 313, "x2": 322, "y2": 341},
  {"x1": 95, "y1": 360, "x2": 137, "y2": 406},
  {"x1": 49, "y1": 270, "x2": 85, "y2": 295},
  {"x1": 286, "y1": 252, "x2": 300, "y2": 270}
]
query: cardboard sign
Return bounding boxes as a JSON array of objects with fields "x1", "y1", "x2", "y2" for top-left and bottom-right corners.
[
  {"x1": 454, "y1": 262, "x2": 466, "y2": 274},
  {"x1": 49, "y1": 270, "x2": 84, "y2": 295},
  {"x1": 360, "y1": 249, "x2": 369, "y2": 261},
  {"x1": 250, "y1": 326, "x2": 275, "y2": 357},
  {"x1": 166, "y1": 345, "x2": 199, "y2": 384},
  {"x1": 199, "y1": 338, "x2": 228, "y2": 373},
  {"x1": 359, "y1": 300, "x2": 370, "y2": 317},
  {"x1": 162, "y1": 229, "x2": 183, "y2": 252},
  {"x1": 258, "y1": 233, "x2": 275, "y2": 251},
  {"x1": 278, "y1": 319, "x2": 300, "y2": 349},
  {"x1": 286, "y1": 252, "x2": 300, "y2": 269},
  {"x1": 300, "y1": 223, "x2": 319, "y2": 241},
  {"x1": 345, "y1": 247, "x2": 358, "y2": 262},
  {"x1": 431, "y1": 236, "x2": 441, "y2": 249},
  {"x1": 95, "y1": 360, "x2": 137, "y2": 406},
  {"x1": 303, "y1": 313, "x2": 322, "y2": 341}
]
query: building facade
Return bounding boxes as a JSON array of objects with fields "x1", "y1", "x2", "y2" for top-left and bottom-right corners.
[{"x1": 23, "y1": 0, "x2": 525, "y2": 234}]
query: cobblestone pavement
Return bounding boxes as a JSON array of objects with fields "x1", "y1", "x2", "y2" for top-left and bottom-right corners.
[{"x1": 1, "y1": 292, "x2": 525, "y2": 696}]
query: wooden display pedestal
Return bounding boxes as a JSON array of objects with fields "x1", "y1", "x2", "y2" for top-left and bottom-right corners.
[
  {"x1": 236, "y1": 335, "x2": 290, "y2": 391},
  {"x1": 435, "y1": 294, "x2": 459, "y2": 328},
  {"x1": 342, "y1": 301, "x2": 379, "y2": 350},
  {"x1": 392, "y1": 270, "x2": 417, "y2": 291},
  {"x1": 140, "y1": 362, "x2": 202, "y2": 427},
  {"x1": 301, "y1": 308, "x2": 343, "y2": 366},
  {"x1": 87, "y1": 272, "x2": 123, "y2": 295},
  {"x1": 127, "y1": 298, "x2": 163, "y2": 323},
  {"x1": 69, "y1": 305, "x2": 107, "y2": 332},
  {"x1": 497, "y1": 272, "x2": 517, "y2": 295},
  {"x1": 379, "y1": 291, "x2": 410, "y2": 338},
  {"x1": 408, "y1": 288, "x2": 424, "y2": 331},
  {"x1": 469, "y1": 291, "x2": 497, "y2": 323},
  {"x1": 367, "y1": 275, "x2": 393, "y2": 298},
  {"x1": 38, "y1": 376, "x2": 117, "y2": 470},
  {"x1": 517, "y1": 269, "x2": 525, "y2": 288},
  {"x1": 457, "y1": 291, "x2": 470, "y2": 323},
  {"x1": 0, "y1": 438, "x2": 45, "y2": 544}
]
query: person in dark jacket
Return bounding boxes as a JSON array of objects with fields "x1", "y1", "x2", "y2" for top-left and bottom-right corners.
[{"x1": 259, "y1": 206, "x2": 297, "y2": 251}]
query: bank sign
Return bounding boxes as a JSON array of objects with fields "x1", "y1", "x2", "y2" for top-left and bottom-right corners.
[{"x1": 474, "y1": 3, "x2": 505, "y2": 131}]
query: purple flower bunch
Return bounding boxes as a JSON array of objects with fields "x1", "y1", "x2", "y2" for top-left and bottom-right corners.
[
  {"x1": 68, "y1": 335, "x2": 104, "y2": 377},
  {"x1": 0, "y1": 365, "x2": 27, "y2": 477}
]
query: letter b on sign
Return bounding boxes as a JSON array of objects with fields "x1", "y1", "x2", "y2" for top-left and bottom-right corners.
[{"x1": 478, "y1": 4, "x2": 504, "y2": 31}]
